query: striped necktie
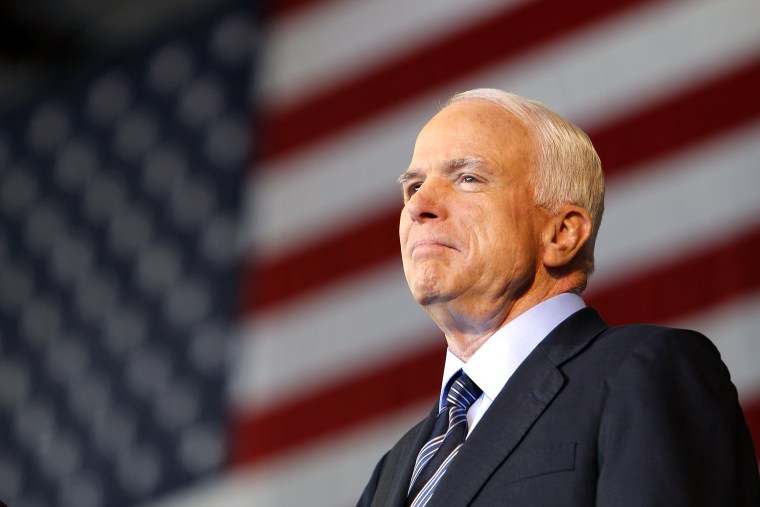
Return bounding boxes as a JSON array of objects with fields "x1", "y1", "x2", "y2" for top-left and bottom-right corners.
[{"x1": 407, "y1": 371, "x2": 482, "y2": 507}]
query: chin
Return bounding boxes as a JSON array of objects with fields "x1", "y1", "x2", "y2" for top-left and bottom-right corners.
[
  {"x1": 410, "y1": 281, "x2": 451, "y2": 306},
  {"x1": 406, "y1": 265, "x2": 452, "y2": 304},
  {"x1": 410, "y1": 282, "x2": 438, "y2": 305}
]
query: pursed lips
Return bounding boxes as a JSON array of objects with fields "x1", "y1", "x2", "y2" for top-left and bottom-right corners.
[{"x1": 410, "y1": 239, "x2": 457, "y2": 255}]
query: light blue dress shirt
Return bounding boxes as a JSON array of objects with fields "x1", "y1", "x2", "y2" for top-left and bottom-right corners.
[{"x1": 439, "y1": 292, "x2": 586, "y2": 434}]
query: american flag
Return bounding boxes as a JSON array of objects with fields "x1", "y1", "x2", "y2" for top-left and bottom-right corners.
[{"x1": 2, "y1": 0, "x2": 760, "y2": 506}]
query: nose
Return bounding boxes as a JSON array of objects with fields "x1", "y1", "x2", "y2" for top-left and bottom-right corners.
[{"x1": 404, "y1": 179, "x2": 447, "y2": 223}]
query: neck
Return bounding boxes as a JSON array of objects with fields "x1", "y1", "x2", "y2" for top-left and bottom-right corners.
[{"x1": 426, "y1": 276, "x2": 582, "y2": 361}]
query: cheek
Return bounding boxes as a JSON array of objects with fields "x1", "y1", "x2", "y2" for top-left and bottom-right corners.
[
  {"x1": 477, "y1": 216, "x2": 526, "y2": 264},
  {"x1": 473, "y1": 215, "x2": 504, "y2": 249},
  {"x1": 399, "y1": 216, "x2": 411, "y2": 249}
]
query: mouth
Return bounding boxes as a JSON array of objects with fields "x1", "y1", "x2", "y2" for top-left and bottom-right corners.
[{"x1": 411, "y1": 239, "x2": 456, "y2": 255}]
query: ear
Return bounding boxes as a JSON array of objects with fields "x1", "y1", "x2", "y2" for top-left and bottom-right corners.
[{"x1": 541, "y1": 205, "x2": 592, "y2": 269}]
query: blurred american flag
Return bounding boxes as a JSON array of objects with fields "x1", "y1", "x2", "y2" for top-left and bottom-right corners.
[{"x1": 1, "y1": 0, "x2": 759, "y2": 506}]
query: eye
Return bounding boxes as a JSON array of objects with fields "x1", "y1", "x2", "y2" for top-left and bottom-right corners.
[
  {"x1": 407, "y1": 182, "x2": 421, "y2": 196},
  {"x1": 459, "y1": 174, "x2": 479, "y2": 184}
]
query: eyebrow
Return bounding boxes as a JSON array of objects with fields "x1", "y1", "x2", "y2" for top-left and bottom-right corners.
[
  {"x1": 398, "y1": 156, "x2": 488, "y2": 184},
  {"x1": 397, "y1": 170, "x2": 419, "y2": 185},
  {"x1": 445, "y1": 156, "x2": 488, "y2": 171}
]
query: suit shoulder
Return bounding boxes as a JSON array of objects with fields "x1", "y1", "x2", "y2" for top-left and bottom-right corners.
[
  {"x1": 573, "y1": 321, "x2": 732, "y2": 396},
  {"x1": 603, "y1": 321, "x2": 706, "y2": 341},
  {"x1": 599, "y1": 323, "x2": 737, "y2": 408},
  {"x1": 600, "y1": 323, "x2": 722, "y2": 363}
]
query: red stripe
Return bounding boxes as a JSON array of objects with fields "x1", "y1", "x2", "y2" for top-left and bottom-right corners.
[
  {"x1": 585, "y1": 225, "x2": 760, "y2": 326},
  {"x1": 230, "y1": 225, "x2": 760, "y2": 465},
  {"x1": 742, "y1": 396, "x2": 760, "y2": 460},
  {"x1": 240, "y1": 211, "x2": 401, "y2": 315},
  {"x1": 256, "y1": 0, "x2": 659, "y2": 163},
  {"x1": 227, "y1": 339, "x2": 445, "y2": 466},
  {"x1": 267, "y1": 0, "x2": 326, "y2": 19},
  {"x1": 241, "y1": 57, "x2": 760, "y2": 315},
  {"x1": 594, "y1": 59, "x2": 760, "y2": 179}
]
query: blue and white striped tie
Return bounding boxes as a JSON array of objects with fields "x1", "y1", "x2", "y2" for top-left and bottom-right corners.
[{"x1": 407, "y1": 371, "x2": 482, "y2": 507}]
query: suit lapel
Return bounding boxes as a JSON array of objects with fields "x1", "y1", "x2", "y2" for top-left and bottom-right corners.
[{"x1": 426, "y1": 308, "x2": 608, "y2": 506}]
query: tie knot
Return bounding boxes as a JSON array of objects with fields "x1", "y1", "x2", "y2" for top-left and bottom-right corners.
[{"x1": 445, "y1": 372, "x2": 482, "y2": 412}]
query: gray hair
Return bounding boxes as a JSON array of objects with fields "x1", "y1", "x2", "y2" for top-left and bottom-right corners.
[{"x1": 446, "y1": 88, "x2": 605, "y2": 278}]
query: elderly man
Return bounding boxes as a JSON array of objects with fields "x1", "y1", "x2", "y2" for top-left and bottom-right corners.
[{"x1": 357, "y1": 89, "x2": 759, "y2": 506}]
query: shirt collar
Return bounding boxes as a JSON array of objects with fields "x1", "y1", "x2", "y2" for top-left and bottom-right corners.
[{"x1": 439, "y1": 293, "x2": 586, "y2": 409}]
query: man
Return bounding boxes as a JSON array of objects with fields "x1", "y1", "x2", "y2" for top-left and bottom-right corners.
[{"x1": 357, "y1": 89, "x2": 759, "y2": 506}]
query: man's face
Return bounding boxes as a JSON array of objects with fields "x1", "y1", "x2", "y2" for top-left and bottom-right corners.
[{"x1": 399, "y1": 100, "x2": 544, "y2": 314}]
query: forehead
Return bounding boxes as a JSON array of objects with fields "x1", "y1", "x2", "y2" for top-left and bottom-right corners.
[{"x1": 410, "y1": 100, "x2": 535, "y2": 171}]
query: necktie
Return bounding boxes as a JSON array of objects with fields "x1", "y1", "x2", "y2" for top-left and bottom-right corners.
[{"x1": 407, "y1": 371, "x2": 482, "y2": 507}]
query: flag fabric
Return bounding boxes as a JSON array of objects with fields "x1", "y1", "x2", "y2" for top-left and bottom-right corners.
[{"x1": 0, "y1": 2, "x2": 258, "y2": 506}]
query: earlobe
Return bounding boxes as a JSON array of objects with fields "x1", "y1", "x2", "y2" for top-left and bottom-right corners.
[{"x1": 542, "y1": 206, "x2": 592, "y2": 269}]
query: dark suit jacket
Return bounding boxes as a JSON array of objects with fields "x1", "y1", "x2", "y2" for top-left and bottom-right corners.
[{"x1": 357, "y1": 308, "x2": 760, "y2": 506}]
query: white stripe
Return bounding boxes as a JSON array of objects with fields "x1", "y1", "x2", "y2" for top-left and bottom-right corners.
[
  {"x1": 259, "y1": 0, "x2": 530, "y2": 110},
  {"x1": 229, "y1": 264, "x2": 441, "y2": 411},
  {"x1": 242, "y1": 0, "x2": 760, "y2": 259},
  {"x1": 411, "y1": 434, "x2": 445, "y2": 488},
  {"x1": 240, "y1": 103, "x2": 421, "y2": 259},
  {"x1": 232, "y1": 122, "x2": 760, "y2": 408},
  {"x1": 136, "y1": 402, "x2": 432, "y2": 507},
  {"x1": 411, "y1": 445, "x2": 462, "y2": 507}
]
